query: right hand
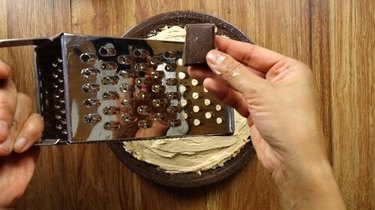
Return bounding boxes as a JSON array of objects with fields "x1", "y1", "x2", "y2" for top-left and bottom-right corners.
[
  {"x1": 189, "y1": 36, "x2": 326, "y2": 178},
  {"x1": 189, "y1": 36, "x2": 345, "y2": 209}
]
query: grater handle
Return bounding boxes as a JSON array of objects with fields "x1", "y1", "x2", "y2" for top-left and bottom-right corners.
[{"x1": 0, "y1": 37, "x2": 52, "y2": 48}]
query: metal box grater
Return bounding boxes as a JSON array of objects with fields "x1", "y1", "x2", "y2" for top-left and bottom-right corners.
[{"x1": 0, "y1": 33, "x2": 235, "y2": 145}]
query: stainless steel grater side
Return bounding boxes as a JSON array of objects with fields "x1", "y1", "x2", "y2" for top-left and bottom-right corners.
[{"x1": 0, "y1": 33, "x2": 235, "y2": 145}]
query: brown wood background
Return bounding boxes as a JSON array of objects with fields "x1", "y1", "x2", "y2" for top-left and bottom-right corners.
[{"x1": 0, "y1": 0, "x2": 374, "y2": 209}]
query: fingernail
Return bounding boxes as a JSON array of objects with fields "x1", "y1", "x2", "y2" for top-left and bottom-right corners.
[
  {"x1": 207, "y1": 50, "x2": 226, "y2": 65},
  {"x1": 206, "y1": 50, "x2": 226, "y2": 75},
  {"x1": 0, "y1": 135, "x2": 12, "y2": 154},
  {"x1": 14, "y1": 137, "x2": 27, "y2": 151},
  {"x1": 0, "y1": 121, "x2": 9, "y2": 141}
]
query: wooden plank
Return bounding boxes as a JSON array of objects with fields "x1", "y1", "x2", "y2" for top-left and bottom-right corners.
[
  {"x1": 0, "y1": 0, "x2": 8, "y2": 60},
  {"x1": 330, "y1": 0, "x2": 375, "y2": 209},
  {"x1": 1, "y1": 0, "x2": 75, "y2": 209},
  {"x1": 310, "y1": 0, "x2": 333, "y2": 162}
]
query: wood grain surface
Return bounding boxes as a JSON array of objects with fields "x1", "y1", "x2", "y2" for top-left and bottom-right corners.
[{"x1": 0, "y1": 0, "x2": 373, "y2": 209}]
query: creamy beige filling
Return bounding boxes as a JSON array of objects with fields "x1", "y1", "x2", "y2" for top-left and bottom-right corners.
[{"x1": 123, "y1": 26, "x2": 250, "y2": 174}]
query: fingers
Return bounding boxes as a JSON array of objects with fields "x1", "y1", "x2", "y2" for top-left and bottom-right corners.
[
  {"x1": 11, "y1": 93, "x2": 43, "y2": 153},
  {"x1": 215, "y1": 36, "x2": 285, "y2": 73},
  {"x1": 0, "y1": 61, "x2": 17, "y2": 145},
  {"x1": 0, "y1": 93, "x2": 29, "y2": 156},
  {"x1": 202, "y1": 78, "x2": 249, "y2": 118},
  {"x1": 14, "y1": 113, "x2": 44, "y2": 153},
  {"x1": 0, "y1": 92, "x2": 43, "y2": 156},
  {"x1": 188, "y1": 65, "x2": 232, "y2": 87},
  {"x1": 188, "y1": 65, "x2": 215, "y2": 80},
  {"x1": 206, "y1": 49, "x2": 268, "y2": 96}
]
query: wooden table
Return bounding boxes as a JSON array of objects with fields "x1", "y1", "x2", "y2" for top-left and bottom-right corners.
[{"x1": 0, "y1": 0, "x2": 374, "y2": 209}]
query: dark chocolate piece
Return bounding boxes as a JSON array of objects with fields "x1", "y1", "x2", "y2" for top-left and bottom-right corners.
[{"x1": 183, "y1": 23, "x2": 216, "y2": 66}]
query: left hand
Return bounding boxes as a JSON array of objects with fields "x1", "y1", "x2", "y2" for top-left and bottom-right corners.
[{"x1": 0, "y1": 60, "x2": 44, "y2": 208}]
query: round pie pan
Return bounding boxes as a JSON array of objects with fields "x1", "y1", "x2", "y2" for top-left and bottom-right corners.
[{"x1": 108, "y1": 10, "x2": 256, "y2": 188}]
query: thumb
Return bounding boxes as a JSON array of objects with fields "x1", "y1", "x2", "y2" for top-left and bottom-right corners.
[{"x1": 206, "y1": 49, "x2": 267, "y2": 95}]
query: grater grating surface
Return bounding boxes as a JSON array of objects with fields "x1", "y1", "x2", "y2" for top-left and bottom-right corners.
[{"x1": 1, "y1": 33, "x2": 235, "y2": 145}]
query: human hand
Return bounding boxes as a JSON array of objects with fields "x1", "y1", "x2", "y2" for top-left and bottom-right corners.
[
  {"x1": 0, "y1": 60, "x2": 44, "y2": 208},
  {"x1": 189, "y1": 36, "x2": 345, "y2": 209}
]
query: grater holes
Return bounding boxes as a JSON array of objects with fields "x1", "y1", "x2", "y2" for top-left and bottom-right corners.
[
  {"x1": 180, "y1": 112, "x2": 189, "y2": 120},
  {"x1": 103, "y1": 106, "x2": 119, "y2": 115},
  {"x1": 163, "y1": 51, "x2": 177, "y2": 59},
  {"x1": 151, "y1": 70, "x2": 165, "y2": 79},
  {"x1": 193, "y1": 119, "x2": 201, "y2": 126},
  {"x1": 204, "y1": 99, "x2": 211, "y2": 106},
  {"x1": 103, "y1": 91, "x2": 119, "y2": 100},
  {"x1": 178, "y1": 85, "x2": 188, "y2": 93},
  {"x1": 180, "y1": 99, "x2": 188, "y2": 107},
  {"x1": 135, "y1": 78, "x2": 151, "y2": 87},
  {"x1": 151, "y1": 85, "x2": 166, "y2": 93},
  {"x1": 120, "y1": 83, "x2": 135, "y2": 93},
  {"x1": 178, "y1": 71, "x2": 187, "y2": 79},
  {"x1": 80, "y1": 53, "x2": 97, "y2": 63},
  {"x1": 176, "y1": 58, "x2": 183, "y2": 66},
  {"x1": 215, "y1": 104, "x2": 222, "y2": 111},
  {"x1": 81, "y1": 68, "x2": 100, "y2": 78},
  {"x1": 166, "y1": 92, "x2": 180, "y2": 100},
  {"x1": 120, "y1": 99, "x2": 135, "y2": 108},
  {"x1": 99, "y1": 45, "x2": 116, "y2": 57},
  {"x1": 205, "y1": 112, "x2": 213, "y2": 119},
  {"x1": 82, "y1": 83, "x2": 100, "y2": 93},
  {"x1": 152, "y1": 99, "x2": 168, "y2": 107},
  {"x1": 169, "y1": 119, "x2": 181, "y2": 127},
  {"x1": 133, "y1": 49, "x2": 150, "y2": 58},
  {"x1": 138, "y1": 119, "x2": 153, "y2": 129},
  {"x1": 101, "y1": 76, "x2": 119, "y2": 85},
  {"x1": 192, "y1": 92, "x2": 200, "y2": 99},
  {"x1": 84, "y1": 113, "x2": 102, "y2": 123},
  {"x1": 191, "y1": 79, "x2": 199, "y2": 86},
  {"x1": 154, "y1": 113, "x2": 166, "y2": 121},
  {"x1": 56, "y1": 124, "x2": 63, "y2": 130},
  {"x1": 137, "y1": 105, "x2": 151, "y2": 115},
  {"x1": 193, "y1": 105, "x2": 201, "y2": 113},
  {"x1": 117, "y1": 55, "x2": 134, "y2": 65},
  {"x1": 101, "y1": 61, "x2": 118, "y2": 71},
  {"x1": 83, "y1": 98, "x2": 101, "y2": 108},
  {"x1": 104, "y1": 121, "x2": 120, "y2": 130},
  {"x1": 136, "y1": 91, "x2": 151, "y2": 100},
  {"x1": 122, "y1": 113, "x2": 137, "y2": 122},
  {"x1": 164, "y1": 63, "x2": 176, "y2": 72},
  {"x1": 55, "y1": 114, "x2": 62, "y2": 120},
  {"x1": 118, "y1": 70, "x2": 134, "y2": 78},
  {"x1": 134, "y1": 63, "x2": 149, "y2": 72}
]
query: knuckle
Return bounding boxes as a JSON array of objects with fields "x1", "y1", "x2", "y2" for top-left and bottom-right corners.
[
  {"x1": 222, "y1": 59, "x2": 244, "y2": 78},
  {"x1": 0, "y1": 101, "x2": 15, "y2": 117},
  {"x1": 17, "y1": 92, "x2": 32, "y2": 106}
]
